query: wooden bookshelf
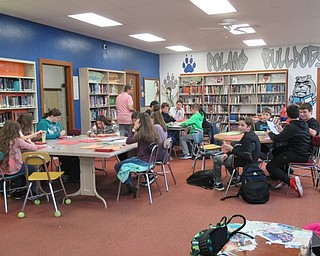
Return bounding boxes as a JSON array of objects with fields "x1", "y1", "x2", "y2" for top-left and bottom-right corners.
[
  {"x1": 179, "y1": 69, "x2": 288, "y2": 131},
  {"x1": 79, "y1": 68, "x2": 126, "y2": 133},
  {"x1": 0, "y1": 58, "x2": 38, "y2": 126}
]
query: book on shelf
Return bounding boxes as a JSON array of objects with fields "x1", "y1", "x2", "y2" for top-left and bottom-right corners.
[{"x1": 262, "y1": 74, "x2": 271, "y2": 83}]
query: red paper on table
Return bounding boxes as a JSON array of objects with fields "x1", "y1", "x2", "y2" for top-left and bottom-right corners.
[
  {"x1": 57, "y1": 140, "x2": 80, "y2": 145},
  {"x1": 95, "y1": 146, "x2": 122, "y2": 152},
  {"x1": 224, "y1": 135, "x2": 243, "y2": 140},
  {"x1": 79, "y1": 139, "x2": 100, "y2": 143},
  {"x1": 96, "y1": 133, "x2": 117, "y2": 137}
]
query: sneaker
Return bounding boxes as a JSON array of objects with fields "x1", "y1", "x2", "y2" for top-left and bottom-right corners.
[
  {"x1": 273, "y1": 180, "x2": 284, "y2": 189},
  {"x1": 230, "y1": 176, "x2": 241, "y2": 187},
  {"x1": 179, "y1": 154, "x2": 192, "y2": 160},
  {"x1": 213, "y1": 183, "x2": 225, "y2": 191},
  {"x1": 140, "y1": 175, "x2": 156, "y2": 187},
  {"x1": 290, "y1": 176, "x2": 303, "y2": 197}
]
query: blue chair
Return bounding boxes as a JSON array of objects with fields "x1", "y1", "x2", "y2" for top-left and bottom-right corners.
[{"x1": 0, "y1": 151, "x2": 28, "y2": 214}]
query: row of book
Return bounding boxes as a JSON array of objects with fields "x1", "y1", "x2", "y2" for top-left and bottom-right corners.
[
  {"x1": 203, "y1": 95, "x2": 228, "y2": 104},
  {"x1": 89, "y1": 95, "x2": 109, "y2": 108},
  {"x1": 230, "y1": 95, "x2": 256, "y2": 104},
  {"x1": 203, "y1": 104, "x2": 228, "y2": 114},
  {"x1": 0, "y1": 78, "x2": 34, "y2": 91},
  {"x1": 256, "y1": 83, "x2": 285, "y2": 93},
  {"x1": 0, "y1": 95, "x2": 34, "y2": 108},
  {"x1": 89, "y1": 83, "x2": 118, "y2": 95},
  {"x1": 204, "y1": 85, "x2": 228, "y2": 95},
  {"x1": 230, "y1": 84, "x2": 255, "y2": 94},
  {"x1": 180, "y1": 96, "x2": 203, "y2": 104},
  {"x1": 179, "y1": 85, "x2": 203, "y2": 94},
  {"x1": 0, "y1": 110, "x2": 35, "y2": 124},
  {"x1": 90, "y1": 108, "x2": 118, "y2": 121},
  {"x1": 257, "y1": 94, "x2": 286, "y2": 104},
  {"x1": 257, "y1": 105, "x2": 283, "y2": 115}
]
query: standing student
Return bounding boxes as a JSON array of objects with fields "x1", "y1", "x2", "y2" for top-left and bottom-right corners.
[
  {"x1": 37, "y1": 108, "x2": 80, "y2": 182},
  {"x1": 116, "y1": 85, "x2": 135, "y2": 136},
  {"x1": 114, "y1": 113, "x2": 160, "y2": 197},
  {"x1": 299, "y1": 103, "x2": 319, "y2": 137},
  {"x1": 37, "y1": 108, "x2": 66, "y2": 139},
  {"x1": 169, "y1": 100, "x2": 185, "y2": 121},
  {"x1": 212, "y1": 117, "x2": 261, "y2": 191},
  {"x1": 179, "y1": 104, "x2": 204, "y2": 159},
  {"x1": 0, "y1": 121, "x2": 45, "y2": 193},
  {"x1": 87, "y1": 115, "x2": 119, "y2": 137},
  {"x1": 266, "y1": 104, "x2": 312, "y2": 197}
]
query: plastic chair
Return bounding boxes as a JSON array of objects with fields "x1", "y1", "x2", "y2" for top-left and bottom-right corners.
[
  {"x1": 192, "y1": 144, "x2": 222, "y2": 173},
  {"x1": 190, "y1": 131, "x2": 204, "y2": 158},
  {"x1": 18, "y1": 152, "x2": 71, "y2": 218},
  {"x1": 117, "y1": 144, "x2": 162, "y2": 204},
  {"x1": 0, "y1": 151, "x2": 28, "y2": 214},
  {"x1": 155, "y1": 138, "x2": 177, "y2": 192}
]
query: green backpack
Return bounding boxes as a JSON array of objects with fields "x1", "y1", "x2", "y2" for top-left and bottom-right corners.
[{"x1": 190, "y1": 215, "x2": 251, "y2": 256}]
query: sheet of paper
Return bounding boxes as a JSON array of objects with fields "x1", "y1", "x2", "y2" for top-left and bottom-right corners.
[{"x1": 267, "y1": 121, "x2": 279, "y2": 135}]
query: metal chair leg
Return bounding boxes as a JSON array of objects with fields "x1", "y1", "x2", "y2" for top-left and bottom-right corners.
[
  {"x1": 223, "y1": 168, "x2": 236, "y2": 198},
  {"x1": 3, "y1": 181, "x2": 8, "y2": 214},
  {"x1": 162, "y1": 164, "x2": 169, "y2": 192},
  {"x1": 48, "y1": 182, "x2": 59, "y2": 213},
  {"x1": 116, "y1": 181, "x2": 122, "y2": 202},
  {"x1": 167, "y1": 163, "x2": 177, "y2": 185}
]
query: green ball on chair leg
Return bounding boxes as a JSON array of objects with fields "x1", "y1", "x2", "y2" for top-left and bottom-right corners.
[
  {"x1": 18, "y1": 212, "x2": 25, "y2": 218},
  {"x1": 65, "y1": 198, "x2": 72, "y2": 204},
  {"x1": 34, "y1": 199, "x2": 41, "y2": 205},
  {"x1": 54, "y1": 211, "x2": 61, "y2": 217}
]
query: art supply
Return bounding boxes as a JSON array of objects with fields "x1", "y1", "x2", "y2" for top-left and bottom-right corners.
[{"x1": 41, "y1": 131, "x2": 46, "y2": 143}]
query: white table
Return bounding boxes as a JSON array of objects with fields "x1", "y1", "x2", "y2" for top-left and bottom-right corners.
[{"x1": 41, "y1": 136, "x2": 137, "y2": 208}]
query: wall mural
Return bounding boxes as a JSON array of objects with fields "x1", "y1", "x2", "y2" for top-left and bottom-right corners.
[
  {"x1": 289, "y1": 74, "x2": 317, "y2": 106},
  {"x1": 262, "y1": 45, "x2": 320, "y2": 69},
  {"x1": 206, "y1": 49, "x2": 248, "y2": 72},
  {"x1": 162, "y1": 73, "x2": 178, "y2": 106}
]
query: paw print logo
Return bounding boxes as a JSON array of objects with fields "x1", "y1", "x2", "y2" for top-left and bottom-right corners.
[{"x1": 182, "y1": 55, "x2": 196, "y2": 73}]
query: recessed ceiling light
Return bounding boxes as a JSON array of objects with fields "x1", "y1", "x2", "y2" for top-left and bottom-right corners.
[
  {"x1": 189, "y1": 0, "x2": 237, "y2": 15},
  {"x1": 129, "y1": 33, "x2": 165, "y2": 42},
  {"x1": 68, "y1": 13, "x2": 122, "y2": 27},
  {"x1": 166, "y1": 45, "x2": 192, "y2": 52},
  {"x1": 229, "y1": 24, "x2": 256, "y2": 35},
  {"x1": 243, "y1": 39, "x2": 266, "y2": 47}
]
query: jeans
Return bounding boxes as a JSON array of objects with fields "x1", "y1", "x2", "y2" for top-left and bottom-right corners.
[
  {"x1": 213, "y1": 154, "x2": 234, "y2": 184},
  {"x1": 114, "y1": 157, "x2": 149, "y2": 184}
]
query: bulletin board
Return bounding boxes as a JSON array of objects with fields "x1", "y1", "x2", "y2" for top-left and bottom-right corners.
[{"x1": 143, "y1": 78, "x2": 160, "y2": 107}]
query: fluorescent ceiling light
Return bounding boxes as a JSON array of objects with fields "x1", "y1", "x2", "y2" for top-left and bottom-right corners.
[
  {"x1": 68, "y1": 13, "x2": 122, "y2": 27},
  {"x1": 129, "y1": 33, "x2": 165, "y2": 42},
  {"x1": 166, "y1": 45, "x2": 192, "y2": 52},
  {"x1": 189, "y1": 0, "x2": 237, "y2": 15},
  {"x1": 229, "y1": 24, "x2": 256, "y2": 35},
  {"x1": 243, "y1": 39, "x2": 266, "y2": 47}
]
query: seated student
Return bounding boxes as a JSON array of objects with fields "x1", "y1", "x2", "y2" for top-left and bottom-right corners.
[
  {"x1": 198, "y1": 106, "x2": 221, "y2": 145},
  {"x1": 17, "y1": 112, "x2": 44, "y2": 142},
  {"x1": 161, "y1": 102, "x2": 178, "y2": 145},
  {"x1": 87, "y1": 115, "x2": 119, "y2": 137},
  {"x1": 145, "y1": 100, "x2": 159, "y2": 116},
  {"x1": 151, "y1": 111, "x2": 168, "y2": 162},
  {"x1": 213, "y1": 117, "x2": 261, "y2": 191},
  {"x1": 179, "y1": 104, "x2": 204, "y2": 159},
  {"x1": 37, "y1": 108, "x2": 80, "y2": 182},
  {"x1": 254, "y1": 107, "x2": 273, "y2": 160},
  {"x1": 0, "y1": 121, "x2": 46, "y2": 195},
  {"x1": 114, "y1": 113, "x2": 160, "y2": 197},
  {"x1": 299, "y1": 102, "x2": 319, "y2": 137},
  {"x1": 266, "y1": 104, "x2": 312, "y2": 197},
  {"x1": 169, "y1": 100, "x2": 185, "y2": 121}
]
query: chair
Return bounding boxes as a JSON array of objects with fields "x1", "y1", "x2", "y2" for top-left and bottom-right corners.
[
  {"x1": 287, "y1": 146, "x2": 320, "y2": 190},
  {"x1": 191, "y1": 144, "x2": 222, "y2": 173},
  {"x1": 0, "y1": 151, "x2": 28, "y2": 214},
  {"x1": 190, "y1": 131, "x2": 204, "y2": 158},
  {"x1": 155, "y1": 138, "x2": 177, "y2": 191},
  {"x1": 117, "y1": 144, "x2": 162, "y2": 204},
  {"x1": 18, "y1": 152, "x2": 71, "y2": 218}
]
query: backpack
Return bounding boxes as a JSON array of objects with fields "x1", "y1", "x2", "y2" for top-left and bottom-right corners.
[
  {"x1": 190, "y1": 215, "x2": 252, "y2": 256},
  {"x1": 222, "y1": 164, "x2": 269, "y2": 204},
  {"x1": 186, "y1": 170, "x2": 214, "y2": 189}
]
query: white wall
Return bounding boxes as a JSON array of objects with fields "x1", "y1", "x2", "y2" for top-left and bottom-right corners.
[{"x1": 160, "y1": 44, "x2": 319, "y2": 115}]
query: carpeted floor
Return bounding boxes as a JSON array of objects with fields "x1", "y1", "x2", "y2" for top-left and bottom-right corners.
[{"x1": 0, "y1": 157, "x2": 319, "y2": 255}]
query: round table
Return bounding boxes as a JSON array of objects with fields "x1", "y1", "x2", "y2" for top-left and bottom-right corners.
[{"x1": 214, "y1": 132, "x2": 272, "y2": 144}]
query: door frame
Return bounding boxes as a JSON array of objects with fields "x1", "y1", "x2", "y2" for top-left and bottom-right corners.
[
  {"x1": 125, "y1": 70, "x2": 141, "y2": 111},
  {"x1": 39, "y1": 58, "x2": 75, "y2": 129}
]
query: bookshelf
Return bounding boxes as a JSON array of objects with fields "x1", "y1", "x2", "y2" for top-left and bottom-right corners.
[
  {"x1": 0, "y1": 58, "x2": 38, "y2": 127},
  {"x1": 179, "y1": 69, "x2": 288, "y2": 131},
  {"x1": 79, "y1": 68, "x2": 126, "y2": 133}
]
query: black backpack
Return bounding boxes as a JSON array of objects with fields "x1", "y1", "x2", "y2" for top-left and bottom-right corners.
[
  {"x1": 222, "y1": 164, "x2": 269, "y2": 204},
  {"x1": 186, "y1": 170, "x2": 214, "y2": 190}
]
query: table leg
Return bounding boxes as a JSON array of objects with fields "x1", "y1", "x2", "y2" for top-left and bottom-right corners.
[{"x1": 67, "y1": 157, "x2": 107, "y2": 208}]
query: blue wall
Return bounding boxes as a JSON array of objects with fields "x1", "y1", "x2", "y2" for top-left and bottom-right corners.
[{"x1": 0, "y1": 14, "x2": 159, "y2": 129}]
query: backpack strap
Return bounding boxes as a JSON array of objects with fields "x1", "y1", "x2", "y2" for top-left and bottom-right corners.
[{"x1": 226, "y1": 215, "x2": 254, "y2": 240}]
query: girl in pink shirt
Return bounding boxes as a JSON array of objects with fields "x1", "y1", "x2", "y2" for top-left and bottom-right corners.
[{"x1": 0, "y1": 121, "x2": 44, "y2": 177}]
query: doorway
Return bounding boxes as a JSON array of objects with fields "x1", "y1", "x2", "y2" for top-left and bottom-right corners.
[
  {"x1": 39, "y1": 59, "x2": 75, "y2": 130},
  {"x1": 125, "y1": 70, "x2": 141, "y2": 111}
]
